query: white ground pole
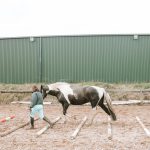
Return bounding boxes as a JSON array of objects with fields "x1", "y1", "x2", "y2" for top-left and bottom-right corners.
[
  {"x1": 136, "y1": 116, "x2": 150, "y2": 137},
  {"x1": 11, "y1": 101, "x2": 52, "y2": 105},
  {"x1": 70, "y1": 116, "x2": 87, "y2": 140},
  {"x1": 36, "y1": 116, "x2": 61, "y2": 137},
  {"x1": 108, "y1": 116, "x2": 113, "y2": 140}
]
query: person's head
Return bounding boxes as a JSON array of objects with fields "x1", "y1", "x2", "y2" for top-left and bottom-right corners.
[{"x1": 32, "y1": 85, "x2": 39, "y2": 92}]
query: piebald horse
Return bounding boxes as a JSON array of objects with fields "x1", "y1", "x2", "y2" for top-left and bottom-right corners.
[{"x1": 40, "y1": 82, "x2": 116, "y2": 121}]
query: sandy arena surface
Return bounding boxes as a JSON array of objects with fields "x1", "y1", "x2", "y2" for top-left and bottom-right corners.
[{"x1": 0, "y1": 103, "x2": 150, "y2": 150}]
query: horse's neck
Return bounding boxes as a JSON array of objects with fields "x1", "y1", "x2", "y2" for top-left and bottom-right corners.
[{"x1": 49, "y1": 90, "x2": 60, "y2": 97}]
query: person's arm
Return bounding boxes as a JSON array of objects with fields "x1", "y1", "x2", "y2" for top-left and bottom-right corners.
[{"x1": 30, "y1": 93, "x2": 38, "y2": 108}]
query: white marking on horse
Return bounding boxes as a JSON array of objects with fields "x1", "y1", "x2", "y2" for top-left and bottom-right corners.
[
  {"x1": 59, "y1": 85, "x2": 73, "y2": 104},
  {"x1": 91, "y1": 86, "x2": 105, "y2": 109},
  {"x1": 48, "y1": 82, "x2": 73, "y2": 104},
  {"x1": 91, "y1": 86, "x2": 105, "y2": 99},
  {"x1": 92, "y1": 107, "x2": 97, "y2": 111}
]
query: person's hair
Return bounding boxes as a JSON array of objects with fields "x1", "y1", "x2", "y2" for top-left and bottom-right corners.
[{"x1": 32, "y1": 85, "x2": 39, "y2": 92}]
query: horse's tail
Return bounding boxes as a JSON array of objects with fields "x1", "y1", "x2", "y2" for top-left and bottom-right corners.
[{"x1": 104, "y1": 91, "x2": 117, "y2": 121}]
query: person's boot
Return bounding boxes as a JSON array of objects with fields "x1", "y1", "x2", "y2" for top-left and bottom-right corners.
[
  {"x1": 30, "y1": 117, "x2": 34, "y2": 129},
  {"x1": 43, "y1": 116, "x2": 53, "y2": 127}
]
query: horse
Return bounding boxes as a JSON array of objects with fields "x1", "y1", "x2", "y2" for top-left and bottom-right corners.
[{"x1": 40, "y1": 82, "x2": 117, "y2": 121}]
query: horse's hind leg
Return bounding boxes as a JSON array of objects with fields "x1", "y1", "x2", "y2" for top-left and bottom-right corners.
[
  {"x1": 99, "y1": 102, "x2": 116, "y2": 121},
  {"x1": 98, "y1": 96, "x2": 112, "y2": 117},
  {"x1": 107, "y1": 106, "x2": 117, "y2": 121},
  {"x1": 99, "y1": 103, "x2": 111, "y2": 116}
]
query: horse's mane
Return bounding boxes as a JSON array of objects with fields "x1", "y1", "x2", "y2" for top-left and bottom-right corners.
[
  {"x1": 54, "y1": 82, "x2": 69, "y2": 85},
  {"x1": 47, "y1": 82, "x2": 70, "y2": 91}
]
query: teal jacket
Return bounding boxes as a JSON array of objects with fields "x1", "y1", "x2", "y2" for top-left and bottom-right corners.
[{"x1": 30, "y1": 91, "x2": 43, "y2": 108}]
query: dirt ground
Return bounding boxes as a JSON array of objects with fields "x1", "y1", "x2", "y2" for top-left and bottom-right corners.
[
  {"x1": 0, "y1": 104, "x2": 150, "y2": 150},
  {"x1": 0, "y1": 83, "x2": 150, "y2": 150}
]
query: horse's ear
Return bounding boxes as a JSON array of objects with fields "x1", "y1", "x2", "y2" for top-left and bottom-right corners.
[{"x1": 40, "y1": 85, "x2": 43, "y2": 93}]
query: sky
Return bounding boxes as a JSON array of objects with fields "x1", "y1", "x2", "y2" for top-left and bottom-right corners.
[{"x1": 0, "y1": 0, "x2": 150, "y2": 37}]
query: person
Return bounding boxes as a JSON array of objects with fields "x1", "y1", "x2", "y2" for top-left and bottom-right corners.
[{"x1": 29, "y1": 85, "x2": 53, "y2": 129}]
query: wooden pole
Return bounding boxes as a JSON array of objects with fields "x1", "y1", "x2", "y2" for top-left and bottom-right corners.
[
  {"x1": 112, "y1": 100, "x2": 150, "y2": 105},
  {"x1": 1, "y1": 89, "x2": 150, "y2": 93},
  {"x1": 0, "y1": 118, "x2": 39, "y2": 137},
  {"x1": 1, "y1": 90, "x2": 32, "y2": 93},
  {"x1": 11, "y1": 101, "x2": 52, "y2": 105},
  {"x1": 85, "y1": 100, "x2": 150, "y2": 106},
  {"x1": 11, "y1": 100, "x2": 150, "y2": 106},
  {"x1": 136, "y1": 116, "x2": 150, "y2": 137},
  {"x1": 36, "y1": 116, "x2": 61, "y2": 137},
  {"x1": 108, "y1": 116, "x2": 112, "y2": 140},
  {"x1": 107, "y1": 89, "x2": 150, "y2": 92},
  {"x1": 70, "y1": 116, "x2": 87, "y2": 140}
]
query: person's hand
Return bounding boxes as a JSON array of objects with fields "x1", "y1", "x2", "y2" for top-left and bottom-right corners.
[{"x1": 28, "y1": 107, "x2": 32, "y2": 112}]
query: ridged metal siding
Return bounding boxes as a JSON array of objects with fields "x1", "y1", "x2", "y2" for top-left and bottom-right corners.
[
  {"x1": 0, "y1": 38, "x2": 40, "y2": 83},
  {"x1": 42, "y1": 35, "x2": 150, "y2": 83},
  {"x1": 0, "y1": 35, "x2": 150, "y2": 83}
]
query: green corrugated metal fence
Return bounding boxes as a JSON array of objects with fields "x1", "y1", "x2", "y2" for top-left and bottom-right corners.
[
  {"x1": 0, "y1": 35, "x2": 150, "y2": 83},
  {"x1": 0, "y1": 38, "x2": 40, "y2": 83}
]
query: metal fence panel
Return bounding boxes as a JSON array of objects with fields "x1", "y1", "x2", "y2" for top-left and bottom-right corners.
[
  {"x1": 0, "y1": 38, "x2": 40, "y2": 83},
  {"x1": 42, "y1": 35, "x2": 150, "y2": 83},
  {"x1": 0, "y1": 35, "x2": 150, "y2": 83}
]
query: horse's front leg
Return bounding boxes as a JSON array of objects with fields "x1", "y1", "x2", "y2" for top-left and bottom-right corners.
[
  {"x1": 63, "y1": 102, "x2": 69, "y2": 115},
  {"x1": 60, "y1": 102, "x2": 70, "y2": 123},
  {"x1": 88, "y1": 97, "x2": 100, "y2": 125}
]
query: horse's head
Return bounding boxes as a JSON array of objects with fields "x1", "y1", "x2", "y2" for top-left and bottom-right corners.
[
  {"x1": 40, "y1": 85, "x2": 49, "y2": 99},
  {"x1": 41, "y1": 83, "x2": 61, "y2": 99}
]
